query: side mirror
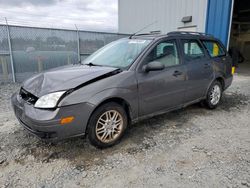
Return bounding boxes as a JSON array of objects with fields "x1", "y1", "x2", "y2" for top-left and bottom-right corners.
[{"x1": 142, "y1": 61, "x2": 165, "y2": 72}]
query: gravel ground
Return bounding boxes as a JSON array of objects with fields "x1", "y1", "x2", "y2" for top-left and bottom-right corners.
[{"x1": 0, "y1": 74, "x2": 249, "y2": 188}]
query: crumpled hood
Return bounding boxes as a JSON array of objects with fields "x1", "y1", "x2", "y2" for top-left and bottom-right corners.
[{"x1": 22, "y1": 64, "x2": 120, "y2": 97}]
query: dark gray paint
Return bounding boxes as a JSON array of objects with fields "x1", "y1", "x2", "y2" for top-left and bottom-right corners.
[
  {"x1": 137, "y1": 65, "x2": 187, "y2": 116},
  {"x1": 22, "y1": 64, "x2": 120, "y2": 97},
  {"x1": 11, "y1": 34, "x2": 233, "y2": 140}
]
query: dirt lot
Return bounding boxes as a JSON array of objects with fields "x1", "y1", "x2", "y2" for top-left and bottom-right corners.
[{"x1": 0, "y1": 73, "x2": 250, "y2": 188}]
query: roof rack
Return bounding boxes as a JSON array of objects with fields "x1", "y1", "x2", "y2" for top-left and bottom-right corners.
[
  {"x1": 167, "y1": 31, "x2": 213, "y2": 37},
  {"x1": 131, "y1": 31, "x2": 161, "y2": 37}
]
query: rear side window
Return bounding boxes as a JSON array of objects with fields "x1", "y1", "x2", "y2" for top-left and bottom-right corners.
[
  {"x1": 202, "y1": 40, "x2": 225, "y2": 57},
  {"x1": 181, "y1": 40, "x2": 205, "y2": 60}
]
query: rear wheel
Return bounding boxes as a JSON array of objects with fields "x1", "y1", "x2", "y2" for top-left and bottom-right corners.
[
  {"x1": 87, "y1": 102, "x2": 128, "y2": 148},
  {"x1": 204, "y1": 81, "x2": 222, "y2": 109}
]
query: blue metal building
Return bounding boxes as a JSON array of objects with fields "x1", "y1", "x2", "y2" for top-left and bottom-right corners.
[
  {"x1": 119, "y1": 0, "x2": 250, "y2": 59},
  {"x1": 119, "y1": 0, "x2": 250, "y2": 51},
  {"x1": 205, "y1": 0, "x2": 234, "y2": 48}
]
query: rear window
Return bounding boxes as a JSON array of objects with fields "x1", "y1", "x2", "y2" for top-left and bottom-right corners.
[{"x1": 202, "y1": 40, "x2": 226, "y2": 57}]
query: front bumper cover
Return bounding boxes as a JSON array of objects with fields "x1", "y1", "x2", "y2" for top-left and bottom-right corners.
[{"x1": 11, "y1": 92, "x2": 95, "y2": 140}]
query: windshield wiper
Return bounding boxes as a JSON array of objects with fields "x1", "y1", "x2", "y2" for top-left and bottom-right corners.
[
  {"x1": 84, "y1": 62, "x2": 102, "y2": 67},
  {"x1": 83, "y1": 62, "x2": 123, "y2": 70}
]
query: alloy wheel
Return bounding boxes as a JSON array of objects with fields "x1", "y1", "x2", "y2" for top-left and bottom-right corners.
[
  {"x1": 95, "y1": 110, "x2": 123, "y2": 143},
  {"x1": 210, "y1": 84, "x2": 221, "y2": 105}
]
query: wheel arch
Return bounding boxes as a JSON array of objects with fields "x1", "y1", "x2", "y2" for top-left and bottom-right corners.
[
  {"x1": 85, "y1": 97, "x2": 132, "y2": 133},
  {"x1": 205, "y1": 75, "x2": 225, "y2": 98},
  {"x1": 215, "y1": 76, "x2": 225, "y2": 90}
]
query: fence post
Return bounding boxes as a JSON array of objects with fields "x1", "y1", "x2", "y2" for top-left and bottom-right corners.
[
  {"x1": 5, "y1": 17, "x2": 16, "y2": 83},
  {"x1": 75, "y1": 24, "x2": 81, "y2": 63},
  {"x1": 0, "y1": 57, "x2": 8, "y2": 81}
]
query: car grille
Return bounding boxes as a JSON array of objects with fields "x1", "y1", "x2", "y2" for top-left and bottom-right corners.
[{"x1": 19, "y1": 88, "x2": 38, "y2": 105}]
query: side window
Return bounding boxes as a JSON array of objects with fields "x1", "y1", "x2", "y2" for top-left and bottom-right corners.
[
  {"x1": 143, "y1": 40, "x2": 180, "y2": 67},
  {"x1": 182, "y1": 40, "x2": 205, "y2": 60},
  {"x1": 202, "y1": 40, "x2": 226, "y2": 57}
]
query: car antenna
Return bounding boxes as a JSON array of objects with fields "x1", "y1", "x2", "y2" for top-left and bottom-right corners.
[
  {"x1": 129, "y1": 21, "x2": 158, "y2": 39},
  {"x1": 74, "y1": 24, "x2": 81, "y2": 65}
]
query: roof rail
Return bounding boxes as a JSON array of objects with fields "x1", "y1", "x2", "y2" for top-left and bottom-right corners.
[
  {"x1": 131, "y1": 31, "x2": 161, "y2": 37},
  {"x1": 150, "y1": 30, "x2": 161, "y2": 34},
  {"x1": 167, "y1": 31, "x2": 213, "y2": 37}
]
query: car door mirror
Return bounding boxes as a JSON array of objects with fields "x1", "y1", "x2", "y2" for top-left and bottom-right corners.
[{"x1": 142, "y1": 61, "x2": 165, "y2": 72}]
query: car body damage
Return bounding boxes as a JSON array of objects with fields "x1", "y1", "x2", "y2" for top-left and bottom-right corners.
[
  {"x1": 11, "y1": 33, "x2": 233, "y2": 147},
  {"x1": 22, "y1": 64, "x2": 122, "y2": 97}
]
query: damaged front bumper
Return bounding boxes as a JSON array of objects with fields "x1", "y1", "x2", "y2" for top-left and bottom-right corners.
[{"x1": 11, "y1": 92, "x2": 95, "y2": 141}]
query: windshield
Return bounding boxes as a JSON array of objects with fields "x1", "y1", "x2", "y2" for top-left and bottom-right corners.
[{"x1": 82, "y1": 38, "x2": 152, "y2": 69}]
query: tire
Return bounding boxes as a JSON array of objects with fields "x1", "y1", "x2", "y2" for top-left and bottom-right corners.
[
  {"x1": 204, "y1": 80, "x2": 222, "y2": 109},
  {"x1": 87, "y1": 102, "x2": 128, "y2": 148}
]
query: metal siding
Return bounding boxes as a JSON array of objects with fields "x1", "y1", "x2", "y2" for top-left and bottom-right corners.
[
  {"x1": 206, "y1": 0, "x2": 233, "y2": 46},
  {"x1": 118, "y1": 0, "x2": 208, "y2": 34}
]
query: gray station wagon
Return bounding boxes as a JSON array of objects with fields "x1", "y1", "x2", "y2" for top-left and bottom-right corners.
[{"x1": 11, "y1": 31, "x2": 233, "y2": 148}]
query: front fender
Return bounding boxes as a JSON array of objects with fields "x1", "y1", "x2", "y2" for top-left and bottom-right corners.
[
  {"x1": 58, "y1": 71, "x2": 138, "y2": 120},
  {"x1": 88, "y1": 88, "x2": 138, "y2": 120}
]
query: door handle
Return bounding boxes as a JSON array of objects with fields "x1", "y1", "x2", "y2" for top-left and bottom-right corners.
[{"x1": 173, "y1": 70, "x2": 182, "y2": 77}]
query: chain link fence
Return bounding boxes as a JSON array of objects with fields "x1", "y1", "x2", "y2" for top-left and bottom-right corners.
[
  {"x1": 0, "y1": 25, "x2": 13, "y2": 83},
  {"x1": 0, "y1": 24, "x2": 128, "y2": 83}
]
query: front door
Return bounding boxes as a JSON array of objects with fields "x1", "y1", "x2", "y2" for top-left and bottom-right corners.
[{"x1": 136, "y1": 40, "x2": 187, "y2": 116}]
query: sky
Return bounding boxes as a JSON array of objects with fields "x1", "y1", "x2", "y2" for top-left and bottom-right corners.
[{"x1": 0, "y1": 0, "x2": 118, "y2": 32}]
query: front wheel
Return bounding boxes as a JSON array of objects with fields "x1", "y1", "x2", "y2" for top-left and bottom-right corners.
[
  {"x1": 204, "y1": 81, "x2": 222, "y2": 109},
  {"x1": 87, "y1": 102, "x2": 128, "y2": 148}
]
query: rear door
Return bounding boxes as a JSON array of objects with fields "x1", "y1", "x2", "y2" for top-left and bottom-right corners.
[
  {"x1": 201, "y1": 40, "x2": 232, "y2": 77},
  {"x1": 136, "y1": 39, "x2": 187, "y2": 116},
  {"x1": 180, "y1": 39, "x2": 213, "y2": 102}
]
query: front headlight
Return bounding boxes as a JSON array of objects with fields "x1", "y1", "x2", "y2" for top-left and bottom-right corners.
[{"x1": 34, "y1": 91, "x2": 65, "y2": 109}]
